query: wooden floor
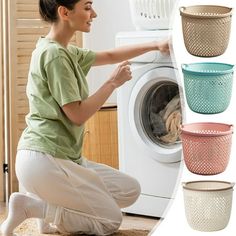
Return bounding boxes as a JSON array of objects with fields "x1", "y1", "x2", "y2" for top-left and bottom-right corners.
[{"x1": 0, "y1": 202, "x2": 159, "y2": 233}]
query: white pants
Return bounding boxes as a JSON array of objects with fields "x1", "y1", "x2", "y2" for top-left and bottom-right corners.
[{"x1": 15, "y1": 150, "x2": 141, "y2": 235}]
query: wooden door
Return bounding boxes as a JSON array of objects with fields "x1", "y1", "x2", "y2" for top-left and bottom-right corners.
[
  {"x1": 6, "y1": 0, "x2": 82, "y2": 194},
  {"x1": 82, "y1": 106, "x2": 119, "y2": 169},
  {"x1": 6, "y1": 0, "x2": 50, "y2": 194},
  {"x1": 0, "y1": 0, "x2": 5, "y2": 201}
]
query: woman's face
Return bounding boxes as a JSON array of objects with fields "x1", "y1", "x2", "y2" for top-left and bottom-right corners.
[{"x1": 67, "y1": 0, "x2": 97, "y2": 32}]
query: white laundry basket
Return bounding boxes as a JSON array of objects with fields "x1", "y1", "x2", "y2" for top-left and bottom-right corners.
[
  {"x1": 129, "y1": 0, "x2": 177, "y2": 30},
  {"x1": 183, "y1": 181, "x2": 234, "y2": 232}
]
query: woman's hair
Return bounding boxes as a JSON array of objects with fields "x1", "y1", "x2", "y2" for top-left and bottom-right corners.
[{"x1": 39, "y1": 0, "x2": 80, "y2": 23}]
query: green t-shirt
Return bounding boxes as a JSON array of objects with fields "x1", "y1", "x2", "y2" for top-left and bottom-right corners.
[{"x1": 17, "y1": 37, "x2": 96, "y2": 164}]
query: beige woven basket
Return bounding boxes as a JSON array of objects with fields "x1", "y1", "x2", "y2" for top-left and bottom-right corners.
[
  {"x1": 180, "y1": 5, "x2": 233, "y2": 57},
  {"x1": 183, "y1": 181, "x2": 234, "y2": 232}
]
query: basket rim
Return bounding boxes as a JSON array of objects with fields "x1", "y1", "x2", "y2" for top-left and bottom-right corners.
[
  {"x1": 180, "y1": 5, "x2": 233, "y2": 19},
  {"x1": 180, "y1": 122, "x2": 233, "y2": 137},
  {"x1": 182, "y1": 62, "x2": 234, "y2": 76},
  {"x1": 182, "y1": 180, "x2": 234, "y2": 192}
]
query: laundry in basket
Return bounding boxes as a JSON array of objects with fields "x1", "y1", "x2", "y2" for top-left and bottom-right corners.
[{"x1": 129, "y1": 0, "x2": 177, "y2": 30}]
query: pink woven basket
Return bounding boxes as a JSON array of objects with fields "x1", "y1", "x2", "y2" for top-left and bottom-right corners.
[{"x1": 180, "y1": 122, "x2": 233, "y2": 175}]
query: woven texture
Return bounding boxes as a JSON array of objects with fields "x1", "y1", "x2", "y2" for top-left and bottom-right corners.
[
  {"x1": 183, "y1": 72, "x2": 233, "y2": 114},
  {"x1": 182, "y1": 62, "x2": 234, "y2": 114},
  {"x1": 183, "y1": 184, "x2": 233, "y2": 232},
  {"x1": 181, "y1": 123, "x2": 233, "y2": 175},
  {"x1": 180, "y1": 6, "x2": 232, "y2": 57}
]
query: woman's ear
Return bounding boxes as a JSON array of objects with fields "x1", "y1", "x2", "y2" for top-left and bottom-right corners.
[{"x1": 57, "y1": 6, "x2": 70, "y2": 21}]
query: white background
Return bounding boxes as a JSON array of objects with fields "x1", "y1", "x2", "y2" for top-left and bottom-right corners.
[{"x1": 152, "y1": 0, "x2": 236, "y2": 235}]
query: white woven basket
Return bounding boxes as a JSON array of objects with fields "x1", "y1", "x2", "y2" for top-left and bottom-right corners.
[
  {"x1": 129, "y1": 0, "x2": 177, "y2": 30},
  {"x1": 183, "y1": 181, "x2": 234, "y2": 232}
]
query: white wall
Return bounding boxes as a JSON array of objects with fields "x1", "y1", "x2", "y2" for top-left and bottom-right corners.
[{"x1": 83, "y1": 0, "x2": 135, "y2": 104}]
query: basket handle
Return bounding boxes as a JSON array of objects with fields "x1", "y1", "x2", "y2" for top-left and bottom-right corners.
[
  {"x1": 181, "y1": 64, "x2": 188, "y2": 70},
  {"x1": 229, "y1": 124, "x2": 234, "y2": 134},
  {"x1": 227, "y1": 64, "x2": 235, "y2": 70},
  {"x1": 179, "y1": 7, "x2": 186, "y2": 14}
]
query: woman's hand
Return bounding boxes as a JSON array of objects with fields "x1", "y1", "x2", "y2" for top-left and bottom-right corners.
[
  {"x1": 155, "y1": 40, "x2": 170, "y2": 55},
  {"x1": 62, "y1": 61, "x2": 132, "y2": 126},
  {"x1": 109, "y1": 61, "x2": 132, "y2": 88}
]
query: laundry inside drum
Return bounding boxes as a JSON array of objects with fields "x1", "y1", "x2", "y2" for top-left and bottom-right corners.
[{"x1": 141, "y1": 81, "x2": 182, "y2": 147}]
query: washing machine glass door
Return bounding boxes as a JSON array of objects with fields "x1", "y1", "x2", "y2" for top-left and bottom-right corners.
[{"x1": 129, "y1": 66, "x2": 182, "y2": 163}]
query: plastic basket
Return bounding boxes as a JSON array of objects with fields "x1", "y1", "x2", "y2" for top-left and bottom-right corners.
[
  {"x1": 180, "y1": 122, "x2": 233, "y2": 175},
  {"x1": 129, "y1": 0, "x2": 177, "y2": 30},
  {"x1": 183, "y1": 181, "x2": 234, "y2": 232},
  {"x1": 180, "y1": 5, "x2": 233, "y2": 57},
  {"x1": 182, "y1": 63, "x2": 234, "y2": 114}
]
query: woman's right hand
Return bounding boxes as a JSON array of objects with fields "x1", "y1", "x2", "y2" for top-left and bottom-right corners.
[{"x1": 109, "y1": 61, "x2": 132, "y2": 88}]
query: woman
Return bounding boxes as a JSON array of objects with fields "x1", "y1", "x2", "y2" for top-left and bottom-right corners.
[{"x1": 1, "y1": 0, "x2": 170, "y2": 235}]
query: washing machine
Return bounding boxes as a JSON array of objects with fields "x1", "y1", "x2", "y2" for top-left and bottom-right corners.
[{"x1": 116, "y1": 30, "x2": 183, "y2": 218}]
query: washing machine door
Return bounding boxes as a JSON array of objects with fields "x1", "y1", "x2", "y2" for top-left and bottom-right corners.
[{"x1": 129, "y1": 66, "x2": 182, "y2": 163}]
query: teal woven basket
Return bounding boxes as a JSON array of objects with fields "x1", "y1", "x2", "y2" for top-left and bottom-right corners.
[{"x1": 182, "y1": 63, "x2": 234, "y2": 114}]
